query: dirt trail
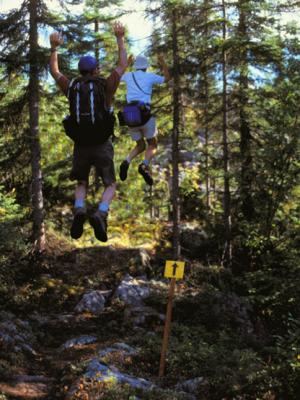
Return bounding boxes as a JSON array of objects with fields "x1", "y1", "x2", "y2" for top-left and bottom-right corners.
[{"x1": 1, "y1": 244, "x2": 153, "y2": 399}]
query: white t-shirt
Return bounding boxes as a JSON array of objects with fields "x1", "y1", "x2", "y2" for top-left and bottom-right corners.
[{"x1": 121, "y1": 71, "x2": 165, "y2": 104}]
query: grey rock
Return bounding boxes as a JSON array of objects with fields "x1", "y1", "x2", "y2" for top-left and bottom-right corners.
[
  {"x1": 84, "y1": 343, "x2": 150, "y2": 391},
  {"x1": 60, "y1": 335, "x2": 98, "y2": 351},
  {"x1": 149, "y1": 279, "x2": 169, "y2": 291},
  {"x1": 114, "y1": 274, "x2": 150, "y2": 306},
  {"x1": 86, "y1": 359, "x2": 153, "y2": 390},
  {"x1": 67, "y1": 342, "x2": 197, "y2": 400},
  {"x1": 98, "y1": 342, "x2": 137, "y2": 359},
  {"x1": 124, "y1": 305, "x2": 165, "y2": 326},
  {"x1": 19, "y1": 343, "x2": 37, "y2": 355},
  {"x1": 181, "y1": 226, "x2": 208, "y2": 258},
  {"x1": 176, "y1": 377, "x2": 204, "y2": 394},
  {"x1": 0, "y1": 313, "x2": 37, "y2": 356},
  {"x1": 98, "y1": 289, "x2": 112, "y2": 299},
  {"x1": 123, "y1": 249, "x2": 151, "y2": 271},
  {"x1": 74, "y1": 290, "x2": 106, "y2": 315}
]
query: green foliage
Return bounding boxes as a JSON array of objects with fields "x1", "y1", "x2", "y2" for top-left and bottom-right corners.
[
  {"x1": 0, "y1": 1, "x2": 299, "y2": 399},
  {"x1": 0, "y1": 186, "x2": 27, "y2": 266},
  {"x1": 70, "y1": 379, "x2": 188, "y2": 400}
]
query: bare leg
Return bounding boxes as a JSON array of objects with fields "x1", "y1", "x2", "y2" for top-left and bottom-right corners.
[
  {"x1": 120, "y1": 139, "x2": 146, "y2": 181},
  {"x1": 74, "y1": 180, "x2": 88, "y2": 205},
  {"x1": 137, "y1": 138, "x2": 158, "y2": 186},
  {"x1": 127, "y1": 138, "x2": 146, "y2": 162},
  {"x1": 145, "y1": 137, "x2": 158, "y2": 163},
  {"x1": 101, "y1": 182, "x2": 117, "y2": 205}
]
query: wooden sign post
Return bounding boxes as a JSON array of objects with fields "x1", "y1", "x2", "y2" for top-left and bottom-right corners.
[{"x1": 159, "y1": 260, "x2": 185, "y2": 377}]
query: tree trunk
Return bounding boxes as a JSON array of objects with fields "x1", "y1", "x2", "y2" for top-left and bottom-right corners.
[
  {"x1": 203, "y1": 0, "x2": 211, "y2": 213},
  {"x1": 171, "y1": 8, "x2": 181, "y2": 260},
  {"x1": 236, "y1": 0, "x2": 254, "y2": 270},
  {"x1": 29, "y1": 0, "x2": 46, "y2": 253},
  {"x1": 221, "y1": 0, "x2": 232, "y2": 266},
  {"x1": 238, "y1": 1, "x2": 255, "y2": 222}
]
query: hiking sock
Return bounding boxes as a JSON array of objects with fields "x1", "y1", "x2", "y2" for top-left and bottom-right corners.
[
  {"x1": 98, "y1": 202, "x2": 109, "y2": 213},
  {"x1": 126, "y1": 156, "x2": 131, "y2": 164},
  {"x1": 142, "y1": 159, "x2": 150, "y2": 166},
  {"x1": 75, "y1": 199, "x2": 85, "y2": 209}
]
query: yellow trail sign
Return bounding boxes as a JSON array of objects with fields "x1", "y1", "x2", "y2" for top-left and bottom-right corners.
[
  {"x1": 159, "y1": 259, "x2": 186, "y2": 377},
  {"x1": 164, "y1": 260, "x2": 185, "y2": 279}
]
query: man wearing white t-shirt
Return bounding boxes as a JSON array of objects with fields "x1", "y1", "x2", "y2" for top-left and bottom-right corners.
[{"x1": 119, "y1": 54, "x2": 170, "y2": 185}]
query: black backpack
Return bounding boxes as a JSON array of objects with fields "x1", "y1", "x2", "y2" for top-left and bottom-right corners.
[{"x1": 63, "y1": 76, "x2": 115, "y2": 145}]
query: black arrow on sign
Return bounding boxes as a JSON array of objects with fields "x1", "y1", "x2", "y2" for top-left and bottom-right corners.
[{"x1": 172, "y1": 263, "x2": 178, "y2": 277}]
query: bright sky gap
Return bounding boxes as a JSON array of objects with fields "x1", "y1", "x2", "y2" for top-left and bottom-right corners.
[{"x1": 0, "y1": 0, "x2": 154, "y2": 54}]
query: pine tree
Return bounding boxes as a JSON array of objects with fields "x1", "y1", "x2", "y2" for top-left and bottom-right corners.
[
  {"x1": 0, "y1": 0, "x2": 75, "y2": 251},
  {"x1": 170, "y1": 5, "x2": 181, "y2": 259},
  {"x1": 221, "y1": 0, "x2": 232, "y2": 265},
  {"x1": 236, "y1": 0, "x2": 255, "y2": 222},
  {"x1": 84, "y1": 0, "x2": 122, "y2": 64},
  {"x1": 146, "y1": 0, "x2": 190, "y2": 258},
  {"x1": 28, "y1": 0, "x2": 45, "y2": 252}
]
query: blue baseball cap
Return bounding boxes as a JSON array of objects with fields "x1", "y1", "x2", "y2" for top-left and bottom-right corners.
[{"x1": 78, "y1": 56, "x2": 98, "y2": 73}]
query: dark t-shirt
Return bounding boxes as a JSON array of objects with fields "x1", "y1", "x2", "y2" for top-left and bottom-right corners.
[{"x1": 55, "y1": 70, "x2": 121, "y2": 108}]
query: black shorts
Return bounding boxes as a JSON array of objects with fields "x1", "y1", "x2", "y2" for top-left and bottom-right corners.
[{"x1": 70, "y1": 140, "x2": 116, "y2": 186}]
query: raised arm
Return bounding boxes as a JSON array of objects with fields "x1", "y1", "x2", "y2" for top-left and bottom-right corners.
[
  {"x1": 158, "y1": 54, "x2": 171, "y2": 82},
  {"x1": 49, "y1": 32, "x2": 64, "y2": 81},
  {"x1": 113, "y1": 22, "x2": 127, "y2": 77}
]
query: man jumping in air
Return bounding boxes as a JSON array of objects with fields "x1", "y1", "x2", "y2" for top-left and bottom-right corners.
[
  {"x1": 49, "y1": 22, "x2": 127, "y2": 242},
  {"x1": 119, "y1": 54, "x2": 170, "y2": 186}
]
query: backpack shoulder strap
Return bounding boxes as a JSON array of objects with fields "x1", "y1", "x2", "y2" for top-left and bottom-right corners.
[
  {"x1": 132, "y1": 72, "x2": 151, "y2": 96},
  {"x1": 89, "y1": 81, "x2": 96, "y2": 123},
  {"x1": 67, "y1": 77, "x2": 77, "y2": 98},
  {"x1": 69, "y1": 78, "x2": 81, "y2": 123}
]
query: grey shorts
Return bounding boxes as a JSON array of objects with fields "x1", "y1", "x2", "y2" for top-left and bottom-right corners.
[
  {"x1": 70, "y1": 140, "x2": 116, "y2": 186},
  {"x1": 128, "y1": 116, "x2": 158, "y2": 141}
]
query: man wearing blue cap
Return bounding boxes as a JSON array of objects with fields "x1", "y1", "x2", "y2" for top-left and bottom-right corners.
[{"x1": 49, "y1": 22, "x2": 127, "y2": 242}]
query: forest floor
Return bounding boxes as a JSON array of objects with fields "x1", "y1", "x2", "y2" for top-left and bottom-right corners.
[
  {"x1": 0, "y1": 226, "x2": 276, "y2": 400},
  {"x1": 0, "y1": 229, "x2": 204, "y2": 400}
]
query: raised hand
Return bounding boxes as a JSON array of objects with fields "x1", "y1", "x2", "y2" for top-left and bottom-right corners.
[
  {"x1": 50, "y1": 31, "x2": 63, "y2": 48},
  {"x1": 113, "y1": 21, "x2": 125, "y2": 38}
]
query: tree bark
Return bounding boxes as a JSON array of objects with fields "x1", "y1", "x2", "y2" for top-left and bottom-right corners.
[
  {"x1": 221, "y1": 0, "x2": 232, "y2": 266},
  {"x1": 171, "y1": 8, "x2": 181, "y2": 260},
  {"x1": 203, "y1": 0, "x2": 211, "y2": 213},
  {"x1": 29, "y1": 0, "x2": 46, "y2": 253},
  {"x1": 236, "y1": 0, "x2": 254, "y2": 270},
  {"x1": 238, "y1": 1, "x2": 255, "y2": 222}
]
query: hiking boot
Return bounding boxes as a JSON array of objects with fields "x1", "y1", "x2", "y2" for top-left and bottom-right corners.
[
  {"x1": 70, "y1": 207, "x2": 86, "y2": 239},
  {"x1": 89, "y1": 210, "x2": 108, "y2": 242},
  {"x1": 138, "y1": 163, "x2": 153, "y2": 186},
  {"x1": 119, "y1": 160, "x2": 129, "y2": 181}
]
